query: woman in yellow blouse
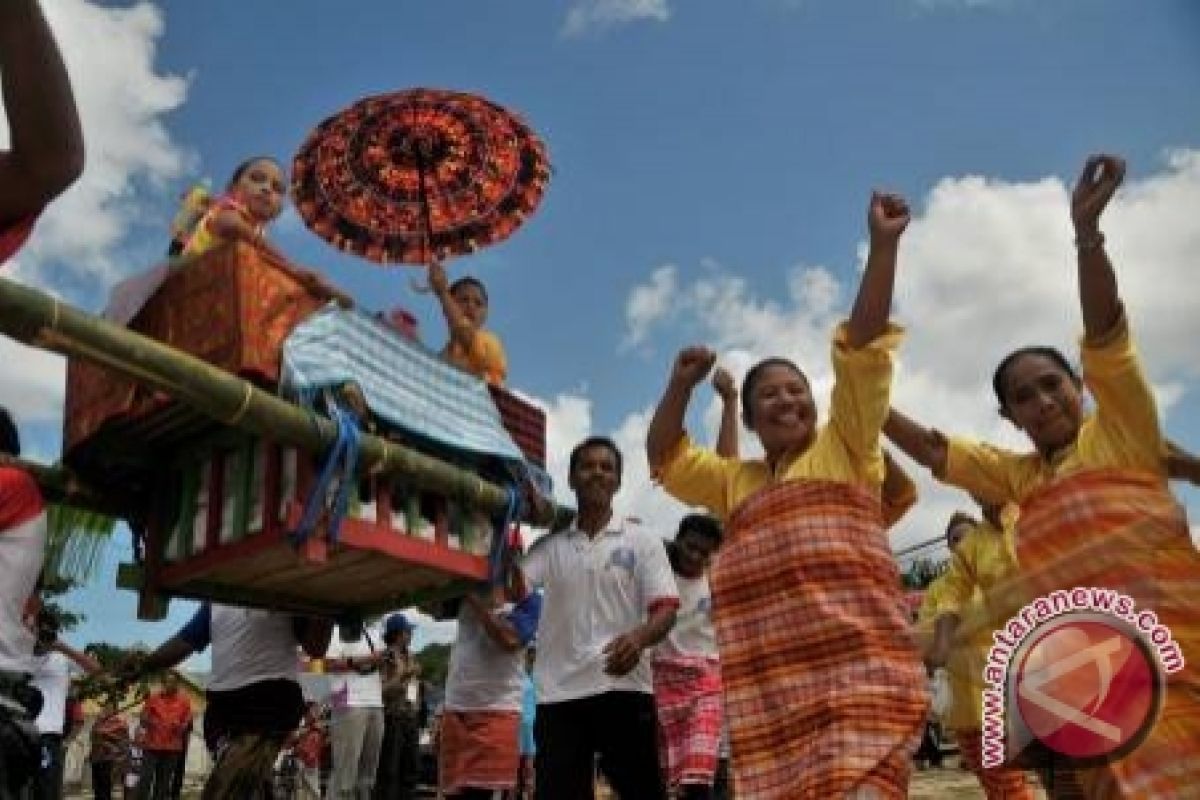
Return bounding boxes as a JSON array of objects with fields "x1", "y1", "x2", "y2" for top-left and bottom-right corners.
[
  {"x1": 925, "y1": 508, "x2": 1037, "y2": 799},
  {"x1": 885, "y1": 154, "x2": 1200, "y2": 799},
  {"x1": 646, "y1": 190, "x2": 926, "y2": 800}
]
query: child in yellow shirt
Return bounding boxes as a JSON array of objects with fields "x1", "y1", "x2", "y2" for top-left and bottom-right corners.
[{"x1": 427, "y1": 260, "x2": 507, "y2": 386}]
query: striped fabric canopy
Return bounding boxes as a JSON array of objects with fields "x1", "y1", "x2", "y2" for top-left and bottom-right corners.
[{"x1": 281, "y1": 304, "x2": 527, "y2": 468}]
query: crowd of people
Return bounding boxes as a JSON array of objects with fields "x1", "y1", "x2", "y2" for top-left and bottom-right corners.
[{"x1": 4, "y1": 1, "x2": 1200, "y2": 798}]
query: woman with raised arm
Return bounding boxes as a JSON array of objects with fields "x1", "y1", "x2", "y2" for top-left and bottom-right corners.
[
  {"x1": 647, "y1": 191, "x2": 927, "y2": 800},
  {"x1": 884, "y1": 154, "x2": 1200, "y2": 799}
]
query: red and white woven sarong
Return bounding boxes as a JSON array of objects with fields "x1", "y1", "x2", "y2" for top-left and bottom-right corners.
[{"x1": 653, "y1": 654, "x2": 722, "y2": 789}]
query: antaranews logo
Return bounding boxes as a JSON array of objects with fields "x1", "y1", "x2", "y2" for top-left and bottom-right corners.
[{"x1": 979, "y1": 587, "x2": 1183, "y2": 770}]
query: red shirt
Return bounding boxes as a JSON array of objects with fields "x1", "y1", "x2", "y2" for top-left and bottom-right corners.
[{"x1": 139, "y1": 691, "x2": 193, "y2": 752}]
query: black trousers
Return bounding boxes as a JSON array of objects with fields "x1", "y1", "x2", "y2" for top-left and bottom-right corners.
[
  {"x1": 92, "y1": 760, "x2": 117, "y2": 800},
  {"x1": 534, "y1": 691, "x2": 665, "y2": 800},
  {"x1": 373, "y1": 710, "x2": 419, "y2": 800}
]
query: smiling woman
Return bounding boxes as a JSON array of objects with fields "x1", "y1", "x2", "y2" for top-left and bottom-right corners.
[{"x1": 645, "y1": 191, "x2": 927, "y2": 800}]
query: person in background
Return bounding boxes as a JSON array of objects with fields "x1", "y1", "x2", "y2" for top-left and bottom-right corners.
[
  {"x1": 27, "y1": 610, "x2": 102, "y2": 800},
  {"x1": 513, "y1": 646, "x2": 536, "y2": 800},
  {"x1": 135, "y1": 672, "x2": 193, "y2": 800},
  {"x1": 652, "y1": 515, "x2": 724, "y2": 800},
  {"x1": 89, "y1": 699, "x2": 131, "y2": 800},
  {"x1": 374, "y1": 613, "x2": 421, "y2": 800},
  {"x1": 438, "y1": 587, "x2": 541, "y2": 800},
  {"x1": 325, "y1": 624, "x2": 387, "y2": 800}
]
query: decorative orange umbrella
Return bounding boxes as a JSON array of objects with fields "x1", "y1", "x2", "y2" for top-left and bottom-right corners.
[{"x1": 292, "y1": 88, "x2": 551, "y2": 265}]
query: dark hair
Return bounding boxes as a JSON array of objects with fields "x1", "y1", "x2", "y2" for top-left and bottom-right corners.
[
  {"x1": 227, "y1": 156, "x2": 280, "y2": 190},
  {"x1": 676, "y1": 513, "x2": 723, "y2": 546},
  {"x1": 0, "y1": 407, "x2": 19, "y2": 457},
  {"x1": 991, "y1": 346, "x2": 1080, "y2": 409},
  {"x1": 740, "y1": 357, "x2": 807, "y2": 425},
  {"x1": 450, "y1": 276, "x2": 488, "y2": 304},
  {"x1": 568, "y1": 436, "x2": 623, "y2": 479},
  {"x1": 945, "y1": 512, "x2": 976, "y2": 540}
]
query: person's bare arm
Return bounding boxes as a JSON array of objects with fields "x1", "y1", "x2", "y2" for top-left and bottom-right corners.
[
  {"x1": 883, "y1": 409, "x2": 948, "y2": 475},
  {"x1": 712, "y1": 366, "x2": 740, "y2": 459},
  {"x1": 52, "y1": 640, "x2": 101, "y2": 675},
  {"x1": 463, "y1": 593, "x2": 523, "y2": 653},
  {"x1": 0, "y1": 0, "x2": 85, "y2": 220},
  {"x1": 1071, "y1": 154, "x2": 1125, "y2": 342},
  {"x1": 845, "y1": 192, "x2": 909, "y2": 349},
  {"x1": 647, "y1": 346, "x2": 716, "y2": 470}
]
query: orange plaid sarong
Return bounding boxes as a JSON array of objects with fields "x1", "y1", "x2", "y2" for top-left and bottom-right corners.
[
  {"x1": 438, "y1": 709, "x2": 520, "y2": 794},
  {"x1": 1015, "y1": 469, "x2": 1200, "y2": 799},
  {"x1": 714, "y1": 480, "x2": 927, "y2": 799},
  {"x1": 955, "y1": 729, "x2": 1036, "y2": 799}
]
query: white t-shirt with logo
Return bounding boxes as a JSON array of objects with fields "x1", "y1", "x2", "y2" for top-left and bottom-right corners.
[
  {"x1": 327, "y1": 635, "x2": 384, "y2": 709},
  {"x1": 522, "y1": 520, "x2": 679, "y2": 704},
  {"x1": 657, "y1": 572, "x2": 717, "y2": 660}
]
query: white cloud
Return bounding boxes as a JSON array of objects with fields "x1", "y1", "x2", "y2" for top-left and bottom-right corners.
[
  {"x1": 562, "y1": 0, "x2": 670, "y2": 37},
  {"x1": 0, "y1": 0, "x2": 191, "y2": 421},
  {"x1": 622, "y1": 264, "x2": 678, "y2": 351},
  {"x1": 614, "y1": 150, "x2": 1200, "y2": 552}
]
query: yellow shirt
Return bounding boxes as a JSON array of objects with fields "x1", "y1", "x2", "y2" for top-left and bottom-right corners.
[
  {"x1": 942, "y1": 314, "x2": 1165, "y2": 504},
  {"x1": 932, "y1": 517, "x2": 1019, "y2": 626},
  {"x1": 659, "y1": 322, "x2": 902, "y2": 521},
  {"x1": 919, "y1": 573, "x2": 989, "y2": 731},
  {"x1": 443, "y1": 329, "x2": 508, "y2": 386}
]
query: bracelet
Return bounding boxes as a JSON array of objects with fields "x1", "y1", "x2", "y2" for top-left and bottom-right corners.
[{"x1": 1074, "y1": 230, "x2": 1105, "y2": 252}]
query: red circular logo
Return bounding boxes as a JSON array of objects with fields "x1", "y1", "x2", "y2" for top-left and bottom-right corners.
[{"x1": 1013, "y1": 617, "x2": 1160, "y2": 760}]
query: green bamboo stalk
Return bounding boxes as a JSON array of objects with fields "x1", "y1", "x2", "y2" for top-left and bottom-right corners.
[{"x1": 0, "y1": 276, "x2": 570, "y2": 528}]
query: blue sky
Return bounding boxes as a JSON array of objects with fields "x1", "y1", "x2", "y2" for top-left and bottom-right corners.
[{"x1": 4, "y1": 0, "x2": 1199, "y2": 662}]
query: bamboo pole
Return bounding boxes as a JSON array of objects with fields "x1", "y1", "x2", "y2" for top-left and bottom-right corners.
[{"x1": 0, "y1": 277, "x2": 569, "y2": 527}]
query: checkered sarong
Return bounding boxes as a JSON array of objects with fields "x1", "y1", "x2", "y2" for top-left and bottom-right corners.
[
  {"x1": 653, "y1": 655, "x2": 723, "y2": 789},
  {"x1": 955, "y1": 729, "x2": 1036, "y2": 799},
  {"x1": 714, "y1": 480, "x2": 927, "y2": 799},
  {"x1": 1015, "y1": 469, "x2": 1200, "y2": 800}
]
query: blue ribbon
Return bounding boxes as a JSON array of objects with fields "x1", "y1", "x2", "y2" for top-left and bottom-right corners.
[
  {"x1": 291, "y1": 403, "x2": 361, "y2": 547},
  {"x1": 487, "y1": 484, "x2": 520, "y2": 586}
]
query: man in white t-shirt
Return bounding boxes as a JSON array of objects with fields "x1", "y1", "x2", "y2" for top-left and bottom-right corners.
[
  {"x1": 134, "y1": 602, "x2": 332, "y2": 798},
  {"x1": 521, "y1": 436, "x2": 679, "y2": 799},
  {"x1": 438, "y1": 587, "x2": 541, "y2": 799},
  {"x1": 652, "y1": 514, "x2": 724, "y2": 800},
  {"x1": 325, "y1": 625, "x2": 387, "y2": 799}
]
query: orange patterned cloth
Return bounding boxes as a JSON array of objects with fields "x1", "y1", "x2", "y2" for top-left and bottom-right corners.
[
  {"x1": 955, "y1": 729, "x2": 1036, "y2": 800},
  {"x1": 438, "y1": 709, "x2": 520, "y2": 794},
  {"x1": 714, "y1": 480, "x2": 927, "y2": 799},
  {"x1": 1015, "y1": 469, "x2": 1200, "y2": 799}
]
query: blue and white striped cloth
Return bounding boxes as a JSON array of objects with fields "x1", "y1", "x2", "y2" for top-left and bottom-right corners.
[{"x1": 281, "y1": 304, "x2": 527, "y2": 467}]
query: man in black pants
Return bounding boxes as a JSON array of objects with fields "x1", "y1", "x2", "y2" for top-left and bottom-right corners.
[{"x1": 520, "y1": 437, "x2": 678, "y2": 799}]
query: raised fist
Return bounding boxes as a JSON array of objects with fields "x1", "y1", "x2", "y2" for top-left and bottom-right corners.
[
  {"x1": 670, "y1": 346, "x2": 716, "y2": 390},
  {"x1": 1071, "y1": 154, "x2": 1125, "y2": 233},
  {"x1": 711, "y1": 366, "x2": 737, "y2": 401},
  {"x1": 868, "y1": 191, "x2": 911, "y2": 244}
]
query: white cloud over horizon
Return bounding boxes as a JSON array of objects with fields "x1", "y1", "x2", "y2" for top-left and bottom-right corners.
[{"x1": 563, "y1": 0, "x2": 670, "y2": 37}]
